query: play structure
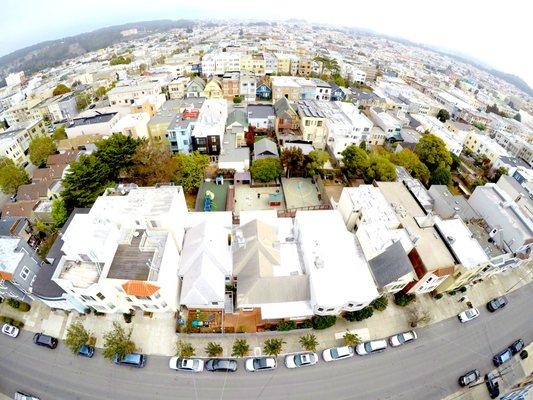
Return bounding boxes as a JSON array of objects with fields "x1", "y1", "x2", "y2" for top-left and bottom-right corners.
[{"x1": 203, "y1": 190, "x2": 216, "y2": 212}]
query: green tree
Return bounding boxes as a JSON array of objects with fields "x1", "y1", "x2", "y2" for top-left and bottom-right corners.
[
  {"x1": 231, "y1": 339, "x2": 250, "y2": 357},
  {"x1": 102, "y1": 322, "x2": 136, "y2": 360},
  {"x1": 176, "y1": 340, "x2": 195, "y2": 358},
  {"x1": 305, "y1": 150, "x2": 329, "y2": 176},
  {"x1": 52, "y1": 84, "x2": 72, "y2": 96},
  {"x1": 513, "y1": 113, "x2": 521, "y2": 122},
  {"x1": 173, "y1": 151, "x2": 210, "y2": 193},
  {"x1": 65, "y1": 321, "x2": 91, "y2": 354},
  {"x1": 250, "y1": 157, "x2": 281, "y2": 182},
  {"x1": 450, "y1": 152, "x2": 461, "y2": 171},
  {"x1": 139, "y1": 63, "x2": 148, "y2": 74},
  {"x1": 430, "y1": 165, "x2": 452, "y2": 185},
  {"x1": 61, "y1": 154, "x2": 113, "y2": 208},
  {"x1": 341, "y1": 145, "x2": 369, "y2": 178},
  {"x1": 263, "y1": 338, "x2": 285, "y2": 357},
  {"x1": 343, "y1": 332, "x2": 361, "y2": 346},
  {"x1": 280, "y1": 147, "x2": 305, "y2": 178},
  {"x1": 95, "y1": 86, "x2": 108, "y2": 98},
  {"x1": 299, "y1": 333, "x2": 318, "y2": 352},
  {"x1": 52, "y1": 125, "x2": 67, "y2": 141},
  {"x1": 205, "y1": 342, "x2": 223, "y2": 357},
  {"x1": 436, "y1": 109, "x2": 450, "y2": 123},
  {"x1": 472, "y1": 121, "x2": 486, "y2": 131},
  {"x1": 470, "y1": 177, "x2": 487, "y2": 190},
  {"x1": 359, "y1": 140, "x2": 367, "y2": 150},
  {"x1": 370, "y1": 296, "x2": 388, "y2": 312},
  {"x1": 76, "y1": 93, "x2": 91, "y2": 111},
  {"x1": 343, "y1": 306, "x2": 374, "y2": 322},
  {"x1": 232, "y1": 96, "x2": 243, "y2": 104},
  {"x1": 129, "y1": 140, "x2": 177, "y2": 186},
  {"x1": 0, "y1": 158, "x2": 30, "y2": 194},
  {"x1": 95, "y1": 134, "x2": 141, "y2": 180},
  {"x1": 51, "y1": 198, "x2": 68, "y2": 227},
  {"x1": 109, "y1": 56, "x2": 132, "y2": 65},
  {"x1": 491, "y1": 167, "x2": 508, "y2": 183},
  {"x1": 394, "y1": 292, "x2": 416, "y2": 307},
  {"x1": 389, "y1": 148, "x2": 429, "y2": 184},
  {"x1": 365, "y1": 155, "x2": 397, "y2": 182},
  {"x1": 414, "y1": 134, "x2": 452, "y2": 172},
  {"x1": 29, "y1": 136, "x2": 57, "y2": 166}
]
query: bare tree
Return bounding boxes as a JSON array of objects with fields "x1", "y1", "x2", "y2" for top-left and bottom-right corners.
[{"x1": 408, "y1": 306, "x2": 431, "y2": 328}]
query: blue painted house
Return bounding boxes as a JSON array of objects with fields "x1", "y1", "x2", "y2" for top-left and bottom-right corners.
[
  {"x1": 256, "y1": 82, "x2": 272, "y2": 100},
  {"x1": 330, "y1": 84, "x2": 347, "y2": 101}
]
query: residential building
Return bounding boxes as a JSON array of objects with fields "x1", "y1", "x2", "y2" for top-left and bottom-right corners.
[
  {"x1": 168, "y1": 76, "x2": 190, "y2": 99},
  {"x1": 468, "y1": 183, "x2": 533, "y2": 254},
  {"x1": 108, "y1": 82, "x2": 162, "y2": 106},
  {"x1": 204, "y1": 78, "x2": 223, "y2": 99},
  {"x1": 297, "y1": 100, "x2": 327, "y2": 149},
  {"x1": 191, "y1": 99, "x2": 228, "y2": 160},
  {"x1": 463, "y1": 131, "x2": 509, "y2": 165},
  {"x1": 409, "y1": 113, "x2": 463, "y2": 155},
  {"x1": 225, "y1": 109, "x2": 248, "y2": 146},
  {"x1": 247, "y1": 104, "x2": 275, "y2": 131},
  {"x1": 370, "y1": 108, "x2": 402, "y2": 142},
  {"x1": 33, "y1": 93, "x2": 78, "y2": 122},
  {"x1": 185, "y1": 77, "x2": 206, "y2": 98},
  {"x1": 271, "y1": 76, "x2": 301, "y2": 102},
  {"x1": 113, "y1": 113, "x2": 150, "y2": 139},
  {"x1": 239, "y1": 72, "x2": 257, "y2": 102},
  {"x1": 428, "y1": 185, "x2": 480, "y2": 221},
  {"x1": 166, "y1": 108, "x2": 200, "y2": 153},
  {"x1": 253, "y1": 138, "x2": 278, "y2": 161},
  {"x1": 0, "y1": 119, "x2": 47, "y2": 166},
  {"x1": 310, "y1": 78, "x2": 331, "y2": 101},
  {"x1": 496, "y1": 175, "x2": 533, "y2": 218},
  {"x1": 5, "y1": 71, "x2": 25, "y2": 87},
  {"x1": 273, "y1": 97, "x2": 299, "y2": 134},
  {"x1": 65, "y1": 112, "x2": 120, "y2": 138},
  {"x1": 256, "y1": 82, "x2": 272, "y2": 100},
  {"x1": 222, "y1": 72, "x2": 240, "y2": 100},
  {"x1": 218, "y1": 133, "x2": 250, "y2": 172},
  {"x1": 51, "y1": 185, "x2": 188, "y2": 314}
]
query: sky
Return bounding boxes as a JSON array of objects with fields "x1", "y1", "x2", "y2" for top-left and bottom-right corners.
[{"x1": 1, "y1": 0, "x2": 531, "y2": 87}]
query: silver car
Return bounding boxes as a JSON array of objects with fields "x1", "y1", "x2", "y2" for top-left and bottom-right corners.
[
  {"x1": 168, "y1": 357, "x2": 204, "y2": 372},
  {"x1": 322, "y1": 346, "x2": 354, "y2": 362},
  {"x1": 389, "y1": 331, "x2": 417, "y2": 347}
]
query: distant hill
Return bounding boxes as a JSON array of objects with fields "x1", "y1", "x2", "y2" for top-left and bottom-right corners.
[{"x1": 0, "y1": 19, "x2": 194, "y2": 87}]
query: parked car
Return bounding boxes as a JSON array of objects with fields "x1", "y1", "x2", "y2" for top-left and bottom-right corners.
[
  {"x1": 458, "y1": 369, "x2": 480, "y2": 386},
  {"x1": 487, "y1": 296, "x2": 507, "y2": 312},
  {"x1": 458, "y1": 308, "x2": 480, "y2": 323},
  {"x1": 509, "y1": 339, "x2": 524, "y2": 355},
  {"x1": 1, "y1": 324, "x2": 19, "y2": 338},
  {"x1": 493, "y1": 347, "x2": 513, "y2": 367},
  {"x1": 245, "y1": 356, "x2": 277, "y2": 372},
  {"x1": 322, "y1": 346, "x2": 354, "y2": 362},
  {"x1": 389, "y1": 331, "x2": 417, "y2": 347},
  {"x1": 78, "y1": 344, "x2": 95, "y2": 358},
  {"x1": 485, "y1": 374, "x2": 500, "y2": 399},
  {"x1": 356, "y1": 339, "x2": 388, "y2": 355},
  {"x1": 284, "y1": 352, "x2": 318, "y2": 369},
  {"x1": 33, "y1": 333, "x2": 58, "y2": 349},
  {"x1": 113, "y1": 353, "x2": 147, "y2": 368},
  {"x1": 205, "y1": 358, "x2": 237, "y2": 372},
  {"x1": 168, "y1": 357, "x2": 204, "y2": 372},
  {"x1": 14, "y1": 392, "x2": 40, "y2": 400}
]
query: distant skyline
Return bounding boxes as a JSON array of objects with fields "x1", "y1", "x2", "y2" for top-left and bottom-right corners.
[{"x1": 1, "y1": 0, "x2": 531, "y2": 87}]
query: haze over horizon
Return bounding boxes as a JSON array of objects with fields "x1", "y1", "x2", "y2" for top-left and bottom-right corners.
[{"x1": 1, "y1": 0, "x2": 531, "y2": 88}]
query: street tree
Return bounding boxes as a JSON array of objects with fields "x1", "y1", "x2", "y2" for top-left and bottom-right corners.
[
  {"x1": 205, "y1": 342, "x2": 223, "y2": 357},
  {"x1": 129, "y1": 140, "x2": 178, "y2": 186},
  {"x1": 280, "y1": 147, "x2": 305, "y2": 178},
  {"x1": 250, "y1": 157, "x2": 282, "y2": 182},
  {"x1": 52, "y1": 125, "x2": 67, "y2": 141},
  {"x1": 370, "y1": 296, "x2": 389, "y2": 312},
  {"x1": 263, "y1": 338, "x2": 285, "y2": 357},
  {"x1": 173, "y1": 151, "x2": 210, "y2": 193},
  {"x1": 343, "y1": 332, "x2": 361, "y2": 346},
  {"x1": 365, "y1": 155, "x2": 397, "y2": 182},
  {"x1": 341, "y1": 145, "x2": 369, "y2": 178},
  {"x1": 102, "y1": 322, "x2": 136, "y2": 360},
  {"x1": 408, "y1": 306, "x2": 432, "y2": 328},
  {"x1": 231, "y1": 339, "x2": 250, "y2": 357},
  {"x1": 0, "y1": 158, "x2": 30, "y2": 194},
  {"x1": 29, "y1": 136, "x2": 57, "y2": 167},
  {"x1": 299, "y1": 333, "x2": 319, "y2": 352},
  {"x1": 305, "y1": 150, "x2": 329, "y2": 176},
  {"x1": 65, "y1": 321, "x2": 91, "y2": 354},
  {"x1": 176, "y1": 340, "x2": 195, "y2": 358}
]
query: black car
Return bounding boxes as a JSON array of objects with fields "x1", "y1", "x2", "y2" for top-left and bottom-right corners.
[
  {"x1": 487, "y1": 296, "x2": 507, "y2": 312},
  {"x1": 493, "y1": 347, "x2": 513, "y2": 367},
  {"x1": 458, "y1": 369, "x2": 480, "y2": 387},
  {"x1": 485, "y1": 374, "x2": 500, "y2": 399},
  {"x1": 33, "y1": 333, "x2": 58, "y2": 349},
  {"x1": 509, "y1": 339, "x2": 524, "y2": 355},
  {"x1": 205, "y1": 358, "x2": 237, "y2": 372}
]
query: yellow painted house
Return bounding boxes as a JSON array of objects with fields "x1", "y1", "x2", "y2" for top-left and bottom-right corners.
[{"x1": 204, "y1": 78, "x2": 223, "y2": 99}]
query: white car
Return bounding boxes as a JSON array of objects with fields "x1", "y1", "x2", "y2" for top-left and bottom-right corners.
[
  {"x1": 389, "y1": 331, "x2": 418, "y2": 347},
  {"x1": 168, "y1": 357, "x2": 204, "y2": 372},
  {"x1": 458, "y1": 308, "x2": 480, "y2": 323},
  {"x1": 284, "y1": 352, "x2": 318, "y2": 369},
  {"x1": 322, "y1": 346, "x2": 354, "y2": 362},
  {"x1": 355, "y1": 339, "x2": 387, "y2": 355},
  {"x1": 1, "y1": 324, "x2": 20, "y2": 338},
  {"x1": 244, "y1": 356, "x2": 277, "y2": 372}
]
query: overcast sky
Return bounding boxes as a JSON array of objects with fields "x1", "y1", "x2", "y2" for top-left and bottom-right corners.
[{"x1": 1, "y1": 0, "x2": 531, "y2": 87}]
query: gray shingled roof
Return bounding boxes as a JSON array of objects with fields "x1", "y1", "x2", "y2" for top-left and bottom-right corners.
[
  {"x1": 368, "y1": 241, "x2": 415, "y2": 288},
  {"x1": 254, "y1": 138, "x2": 278, "y2": 160}
]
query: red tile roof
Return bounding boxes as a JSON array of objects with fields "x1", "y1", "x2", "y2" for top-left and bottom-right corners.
[{"x1": 122, "y1": 281, "x2": 160, "y2": 297}]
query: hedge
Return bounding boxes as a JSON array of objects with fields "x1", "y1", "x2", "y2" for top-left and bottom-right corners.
[{"x1": 311, "y1": 315, "x2": 336, "y2": 330}]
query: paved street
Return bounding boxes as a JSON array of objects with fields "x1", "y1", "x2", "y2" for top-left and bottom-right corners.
[{"x1": 0, "y1": 283, "x2": 531, "y2": 400}]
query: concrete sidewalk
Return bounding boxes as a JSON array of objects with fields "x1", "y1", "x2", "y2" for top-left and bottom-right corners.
[{"x1": 1, "y1": 264, "x2": 531, "y2": 358}]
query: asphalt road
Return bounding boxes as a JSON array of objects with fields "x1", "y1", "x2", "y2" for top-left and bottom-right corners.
[{"x1": 1, "y1": 283, "x2": 532, "y2": 400}]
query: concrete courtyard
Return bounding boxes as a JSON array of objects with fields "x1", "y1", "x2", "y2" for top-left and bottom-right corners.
[
  {"x1": 281, "y1": 177, "x2": 324, "y2": 210},
  {"x1": 233, "y1": 183, "x2": 285, "y2": 215}
]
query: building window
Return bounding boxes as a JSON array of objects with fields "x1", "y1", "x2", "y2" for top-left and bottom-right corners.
[
  {"x1": 161, "y1": 301, "x2": 168, "y2": 308},
  {"x1": 317, "y1": 307, "x2": 324, "y2": 312},
  {"x1": 126, "y1": 297, "x2": 133, "y2": 302},
  {"x1": 107, "y1": 303, "x2": 115, "y2": 309},
  {"x1": 153, "y1": 292, "x2": 161, "y2": 299},
  {"x1": 20, "y1": 266, "x2": 31, "y2": 280},
  {"x1": 96, "y1": 292, "x2": 105, "y2": 300},
  {"x1": 305, "y1": 120, "x2": 310, "y2": 126},
  {"x1": 317, "y1": 121, "x2": 323, "y2": 127}
]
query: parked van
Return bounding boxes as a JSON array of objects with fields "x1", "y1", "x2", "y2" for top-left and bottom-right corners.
[
  {"x1": 113, "y1": 353, "x2": 147, "y2": 368},
  {"x1": 355, "y1": 339, "x2": 388, "y2": 355}
]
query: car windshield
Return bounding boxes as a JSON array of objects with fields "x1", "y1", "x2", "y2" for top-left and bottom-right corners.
[
  {"x1": 397, "y1": 334, "x2": 405, "y2": 343},
  {"x1": 123, "y1": 354, "x2": 141, "y2": 363},
  {"x1": 330, "y1": 348, "x2": 339, "y2": 358},
  {"x1": 364, "y1": 342, "x2": 373, "y2": 352},
  {"x1": 215, "y1": 360, "x2": 231, "y2": 369},
  {"x1": 253, "y1": 359, "x2": 267, "y2": 369}
]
